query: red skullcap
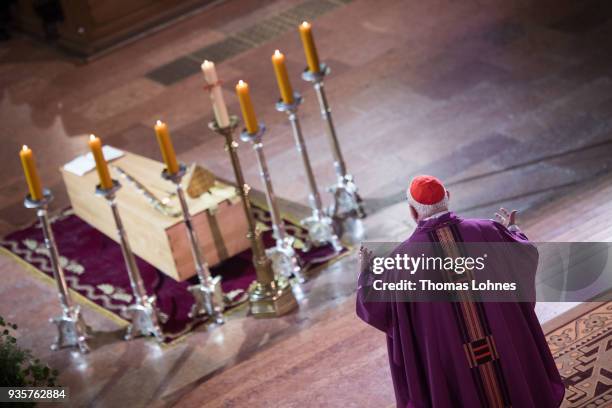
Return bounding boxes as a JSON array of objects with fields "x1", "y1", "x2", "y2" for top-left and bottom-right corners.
[{"x1": 409, "y1": 175, "x2": 446, "y2": 205}]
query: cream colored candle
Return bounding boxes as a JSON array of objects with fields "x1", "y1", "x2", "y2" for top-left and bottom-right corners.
[{"x1": 201, "y1": 60, "x2": 230, "y2": 128}]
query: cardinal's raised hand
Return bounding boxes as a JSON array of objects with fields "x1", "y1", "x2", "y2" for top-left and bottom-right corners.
[
  {"x1": 495, "y1": 207, "x2": 518, "y2": 228},
  {"x1": 359, "y1": 246, "x2": 373, "y2": 275}
]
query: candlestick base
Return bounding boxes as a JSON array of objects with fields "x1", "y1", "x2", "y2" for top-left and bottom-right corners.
[
  {"x1": 265, "y1": 235, "x2": 303, "y2": 282},
  {"x1": 248, "y1": 278, "x2": 297, "y2": 318},
  {"x1": 50, "y1": 304, "x2": 90, "y2": 353},
  {"x1": 300, "y1": 211, "x2": 342, "y2": 252},
  {"x1": 124, "y1": 295, "x2": 165, "y2": 342},
  {"x1": 187, "y1": 275, "x2": 225, "y2": 324},
  {"x1": 328, "y1": 174, "x2": 366, "y2": 244}
]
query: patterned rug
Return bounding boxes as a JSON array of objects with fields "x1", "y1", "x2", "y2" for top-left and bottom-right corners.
[
  {"x1": 1, "y1": 206, "x2": 346, "y2": 343},
  {"x1": 545, "y1": 302, "x2": 612, "y2": 407}
]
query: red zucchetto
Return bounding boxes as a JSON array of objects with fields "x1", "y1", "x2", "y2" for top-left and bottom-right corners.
[
  {"x1": 409, "y1": 175, "x2": 445, "y2": 205},
  {"x1": 407, "y1": 175, "x2": 449, "y2": 218}
]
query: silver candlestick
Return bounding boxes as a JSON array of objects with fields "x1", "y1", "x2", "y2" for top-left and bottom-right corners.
[
  {"x1": 24, "y1": 189, "x2": 90, "y2": 353},
  {"x1": 161, "y1": 164, "x2": 225, "y2": 324},
  {"x1": 239, "y1": 123, "x2": 303, "y2": 282},
  {"x1": 95, "y1": 180, "x2": 165, "y2": 342},
  {"x1": 275, "y1": 93, "x2": 341, "y2": 254},
  {"x1": 302, "y1": 63, "x2": 366, "y2": 243}
]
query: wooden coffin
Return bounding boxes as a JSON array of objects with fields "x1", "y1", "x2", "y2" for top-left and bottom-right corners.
[{"x1": 60, "y1": 152, "x2": 250, "y2": 281}]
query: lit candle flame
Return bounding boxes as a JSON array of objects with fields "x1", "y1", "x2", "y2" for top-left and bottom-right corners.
[
  {"x1": 22, "y1": 145, "x2": 28, "y2": 151},
  {"x1": 89, "y1": 134, "x2": 96, "y2": 141}
]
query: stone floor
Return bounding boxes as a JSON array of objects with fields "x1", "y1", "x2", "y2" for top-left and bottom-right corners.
[{"x1": 1, "y1": 0, "x2": 612, "y2": 406}]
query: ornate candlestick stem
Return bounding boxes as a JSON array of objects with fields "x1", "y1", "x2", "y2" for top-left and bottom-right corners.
[
  {"x1": 276, "y1": 93, "x2": 341, "y2": 254},
  {"x1": 24, "y1": 189, "x2": 90, "y2": 353},
  {"x1": 161, "y1": 164, "x2": 224, "y2": 324},
  {"x1": 302, "y1": 63, "x2": 366, "y2": 243},
  {"x1": 208, "y1": 116, "x2": 297, "y2": 317},
  {"x1": 240, "y1": 123, "x2": 303, "y2": 281},
  {"x1": 95, "y1": 181, "x2": 164, "y2": 342}
]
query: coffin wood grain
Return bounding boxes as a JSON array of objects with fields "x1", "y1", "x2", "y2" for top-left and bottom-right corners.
[{"x1": 60, "y1": 151, "x2": 250, "y2": 281}]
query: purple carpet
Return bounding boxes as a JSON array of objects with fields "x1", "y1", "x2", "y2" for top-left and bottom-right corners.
[{"x1": 1, "y1": 206, "x2": 344, "y2": 342}]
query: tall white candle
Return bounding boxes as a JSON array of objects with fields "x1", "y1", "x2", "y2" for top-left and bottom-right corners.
[{"x1": 201, "y1": 60, "x2": 230, "y2": 128}]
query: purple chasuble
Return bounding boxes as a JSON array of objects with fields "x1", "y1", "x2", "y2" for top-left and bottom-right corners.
[{"x1": 356, "y1": 212, "x2": 565, "y2": 408}]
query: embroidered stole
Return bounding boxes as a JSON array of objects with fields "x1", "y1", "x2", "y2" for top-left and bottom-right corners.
[{"x1": 429, "y1": 223, "x2": 512, "y2": 408}]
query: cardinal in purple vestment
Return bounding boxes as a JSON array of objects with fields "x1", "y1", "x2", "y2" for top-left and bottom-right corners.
[{"x1": 356, "y1": 175, "x2": 565, "y2": 408}]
